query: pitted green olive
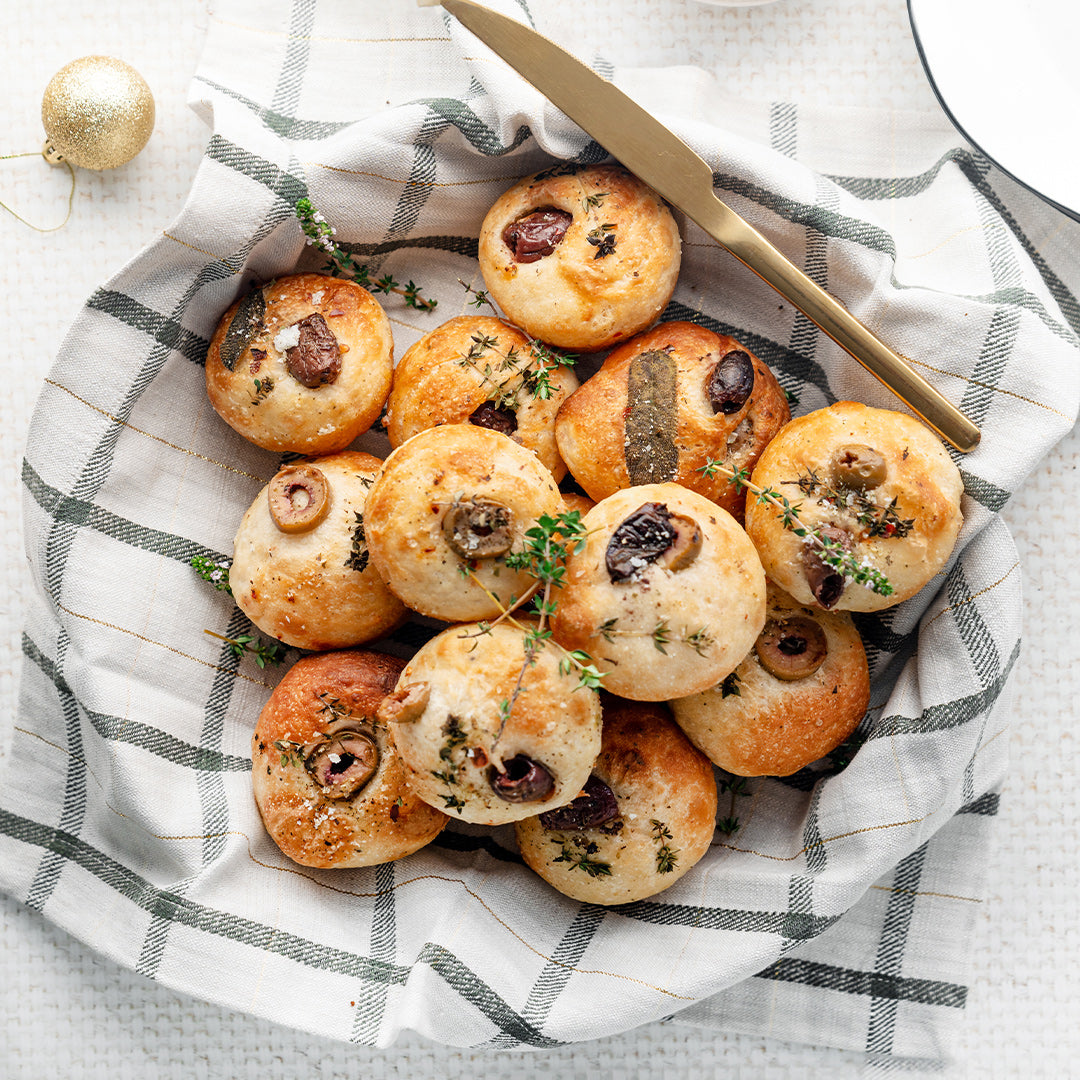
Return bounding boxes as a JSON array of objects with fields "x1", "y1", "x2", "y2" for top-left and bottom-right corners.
[
  {"x1": 755, "y1": 616, "x2": 828, "y2": 680},
  {"x1": 268, "y1": 464, "x2": 330, "y2": 534},
  {"x1": 832, "y1": 444, "x2": 887, "y2": 491}
]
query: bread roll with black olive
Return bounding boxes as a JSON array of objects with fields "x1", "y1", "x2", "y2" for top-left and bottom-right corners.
[
  {"x1": 205, "y1": 273, "x2": 393, "y2": 454},
  {"x1": 515, "y1": 696, "x2": 717, "y2": 905},
  {"x1": 671, "y1": 584, "x2": 869, "y2": 776},
  {"x1": 252, "y1": 650, "x2": 448, "y2": 869},
  {"x1": 550, "y1": 483, "x2": 767, "y2": 701},
  {"x1": 744, "y1": 402, "x2": 964, "y2": 611},
  {"x1": 378, "y1": 620, "x2": 603, "y2": 826},
  {"x1": 477, "y1": 163, "x2": 681, "y2": 352},
  {"x1": 384, "y1": 315, "x2": 578, "y2": 482},
  {"x1": 555, "y1": 321, "x2": 790, "y2": 519},
  {"x1": 363, "y1": 424, "x2": 565, "y2": 622},
  {"x1": 230, "y1": 451, "x2": 407, "y2": 650}
]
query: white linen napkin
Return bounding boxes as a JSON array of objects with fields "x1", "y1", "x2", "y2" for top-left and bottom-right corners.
[{"x1": 4, "y1": 0, "x2": 1079, "y2": 1066}]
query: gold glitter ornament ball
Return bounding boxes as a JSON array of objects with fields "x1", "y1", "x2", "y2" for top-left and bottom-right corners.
[{"x1": 41, "y1": 56, "x2": 154, "y2": 170}]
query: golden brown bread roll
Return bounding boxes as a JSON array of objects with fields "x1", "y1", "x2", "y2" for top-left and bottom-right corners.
[
  {"x1": 554, "y1": 321, "x2": 790, "y2": 518},
  {"x1": 550, "y1": 483, "x2": 767, "y2": 701},
  {"x1": 515, "y1": 696, "x2": 717, "y2": 905},
  {"x1": 384, "y1": 314, "x2": 578, "y2": 482},
  {"x1": 379, "y1": 620, "x2": 603, "y2": 826},
  {"x1": 477, "y1": 163, "x2": 681, "y2": 352},
  {"x1": 671, "y1": 583, "x2": 870, "y2": 776},
  {"x1": 230, "y1": 451, "x2": 407, "y2": 650},
  {"x1": 363, "y1": 424, "x2": 565, "y2": 622},
  {"x1": 205, "y1": 273, "x2": 392, "y2": 454},
  {"x1": 744, "y1": 402, "x2": 964, "y2": 611},
  {"x1": 252, "y1": 650, "x2": 447, "y2": 869}
]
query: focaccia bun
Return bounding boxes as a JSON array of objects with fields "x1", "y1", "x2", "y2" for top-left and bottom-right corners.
[
  {"x1": 515, "y1": 696, "x2": 717, "y2": 905},
  {"x1": 252, "y1": 650, "x2": 447, "y2": 869},
  {"x1": 378, "y1": 620, "x2": 603, "y2": 826},
  {"x1": 477, "y1": 163, "x2": 681, "y2": 352},
  {"x1": 671, "y1": 583, "x2": 869, "y2": 776},
  {"x1": 363, "y1": 424, "x2": 565, "y2": 622},
  {"x1": 230, "y1": 451, "x2": 407, "y2": 650},
  {"x1": 744, "y1": 402, "x2": 964, "y2": 611},
  {"x1": 384, "y1": 315, "x2": 578, "y2": 482},
  {"x1": 205, "y1": 273, "x2": 393, "y2": 454},
  {"x1": 555, "y1": 321, "x2": 790, "y2": 518},
  {"x1": 550, "y1": 483, "x2": 767, "y2": 701}
]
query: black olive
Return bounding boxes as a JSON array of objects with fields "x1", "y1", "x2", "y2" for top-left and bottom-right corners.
[
  {"x1": 706, "y1": 350, "x2": 755, "y2": 415},
  {"x1": 802, "y1": 525, "x2": 852, "y2": 608},
  {"x1": 605, "y1": 502, "x2": 676, "y2": 582},
  {"x1": 538, "y1": 774, "x2": 619, "y2": 830},
  {"x1": 502, "y1": 208, "x2": 573, "y2": 263},
  {"x1": 488, "y1": 755, "x2": 555, "y2": 803},
  {"x1": 468, "y1": 401, "x2": 518, "y2": 436}
]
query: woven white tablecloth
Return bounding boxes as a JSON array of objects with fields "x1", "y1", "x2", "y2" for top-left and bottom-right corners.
[{"x1": 3, "y1": 1, "x2": 1080, "y2": 1076}]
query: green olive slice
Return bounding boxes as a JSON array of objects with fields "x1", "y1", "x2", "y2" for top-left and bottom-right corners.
[
  {"x1": 443, "y1": 497, "x2": 514, "y2": 559},
  {"x1": 267, "y1": 464, "x2": 330, "y2": 534},
  {"x1": 754, "y1": 616, "x2": 828, "y2": 681},
  {"x1": 657, "y1": 513, "x2": 702, "y2": 572},
  {"x1": 832, "y1": 443, "x2": 887, "y2": 491}
]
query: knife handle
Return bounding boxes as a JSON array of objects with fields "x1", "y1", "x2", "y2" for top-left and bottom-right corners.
[{"x1": 696, "y1": 198, "x2": 981, "y2": 453}]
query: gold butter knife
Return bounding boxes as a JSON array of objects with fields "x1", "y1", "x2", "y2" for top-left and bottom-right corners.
[{"x1": 441, "y1": 0, "x2": 980, "y2": 452}]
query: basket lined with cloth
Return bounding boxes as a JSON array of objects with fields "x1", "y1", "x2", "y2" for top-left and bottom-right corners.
[{"x1": 4, "y1": 0, "x2": 1079, "y2": 1062}]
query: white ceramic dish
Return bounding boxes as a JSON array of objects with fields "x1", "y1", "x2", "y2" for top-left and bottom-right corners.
[{"x1": 908, "y1": 0, "x2": 1080, "y2": 220}]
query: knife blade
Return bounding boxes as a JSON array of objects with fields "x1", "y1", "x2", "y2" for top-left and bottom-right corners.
[{"x1": 441, "y1": 0, "x2": 980, "y2": 452}]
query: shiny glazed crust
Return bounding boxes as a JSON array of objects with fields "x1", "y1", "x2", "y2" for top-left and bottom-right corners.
[
  {"x1": 363, "y1": 424, "x2": 565, "y2": 621},
  {"x1": 515, "y1": 697, "x2": 717, "y2": 905},
  {"x1": 671, "y1": 584, "x2": 870, "y2": 776},
  {"x1": 230, "y1": 451, "x2": 407, "y2": 650},
  {"x1": 550, "y1": 483, "x2": 767, "y2": 701},
  {"x1": 477, "y1": 164, "x2": 681, "y2": 352},
  {"x1": 251, "y1": 650, "x2": 447, "y2": 869},
  {"x1": 378, "y1": 621, "x2": 603, "y2": 826},
  {"x1": 743, "y1": 402, "x2": 964, "y2": 611},
  {"x1": 384, "y1": 315, "x2": 578, "y2": 481},
  {"x1": 205, "y1": 273, "x2": 393, "y2": 454},
  {"x1": 555, "y1": 321, "x2": 790, "y2": 518}
]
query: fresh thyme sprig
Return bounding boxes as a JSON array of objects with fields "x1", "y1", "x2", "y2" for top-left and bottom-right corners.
[
  {"x1": 191, "y1": 555, "x2": 233, "y2": 595},
  {"x1": 597, "y1": 617, "x2": 714, "y2": 657},
  {"x1": 650, "y1": 819, "x2": 679, "y2": 874},
  {"x1": 457, "y1": 282, "x2": 577, "y2": 405},
  {"x1": 793, "y1": 469, "x2": 914, "y2": 539},
  {"x1": 204, "y1": 629, "x2": 287, "y2": 669},
  {"x1": 295, "y1": 197, "x2": 437, "y2": 312},
  {"x1": 552, "y1": 835, "x2": 612, "y2": 877},
  {"x1": 716, "y1": 775, "x2": 751, "y2": 836},
  {"x1": 697, "y1": 458, "x2": 895, "y2": 598},
  {"x1": 460, "y1": 510, "x2": 604, "y2": 750}
]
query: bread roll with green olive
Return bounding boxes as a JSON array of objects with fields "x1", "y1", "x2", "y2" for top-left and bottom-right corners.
[
  {"x1": 378, "y1": 620, "x2": 603, "y2": 826},
  {"x1": 671, "y1": 584, "x2": 870, "y2": 777},
  {"x1": 205, "y1": 273, "x2": 393, "y2": 454},
  {"x1": 252, "y1": 650, "x2": 447, "y2": 869},
  {"x1": 515, "y1": 696, "x2": 717, "y2": 905},
  {"x1": 230, "y1": 451, "x2": 407, "y2": 650},
  {"x1": 550, "y1": 483, "x2": 767, "y2": 701},
  {"x1": 363, "y1": 424, "x2": 565, "y2": 622},
  {"x1": 744, "y1": 402, "x2": 964, "y2": 612}
]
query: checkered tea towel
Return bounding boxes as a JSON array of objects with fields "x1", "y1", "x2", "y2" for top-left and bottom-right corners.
[{"x1": 5, "y1": 0, "x2": 1080, "y2": 1065}]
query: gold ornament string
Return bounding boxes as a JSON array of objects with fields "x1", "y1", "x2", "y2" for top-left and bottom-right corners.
[{"x1": 0, "y1": 150, "x2": 75, "y2": 232}]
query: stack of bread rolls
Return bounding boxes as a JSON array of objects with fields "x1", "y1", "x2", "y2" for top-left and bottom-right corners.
[{"x1": 203, "y1": 163, "x2": 965, "y2": 905}]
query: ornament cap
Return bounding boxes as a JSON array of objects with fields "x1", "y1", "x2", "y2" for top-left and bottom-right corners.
[{"x1": 41, "y1": 139, "x2": 67, "y2": 167}]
